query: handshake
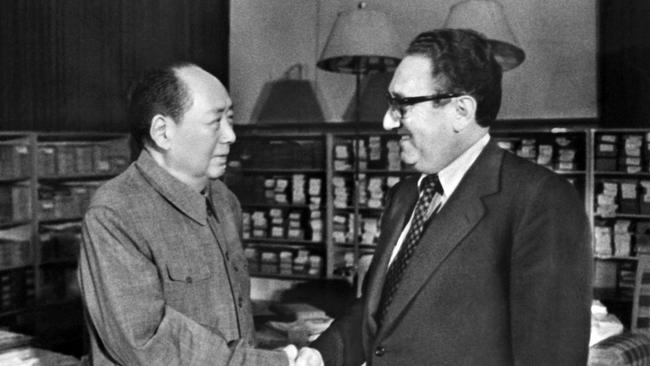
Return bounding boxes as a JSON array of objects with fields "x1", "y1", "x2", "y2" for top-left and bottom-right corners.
[{"x1": 282, "y1": 344, "x2": 324, "y2": 366}]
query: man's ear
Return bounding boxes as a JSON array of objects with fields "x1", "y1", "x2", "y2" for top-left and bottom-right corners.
[
  {"x1": 452, "y1": 95, "x2": 477, "y2": 132},
  {"x1": 149, "y1": 115, "x2": 173, "y2": 150}
]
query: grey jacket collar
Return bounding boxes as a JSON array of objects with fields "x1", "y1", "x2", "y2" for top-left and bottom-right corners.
[{"x1": 134, "y1": 149, "x2": 208, "y2": 226}]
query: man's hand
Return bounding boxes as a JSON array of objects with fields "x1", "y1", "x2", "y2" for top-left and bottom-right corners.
[
  {"x1": 296, "y1": 347, "x2": 324, "y2": 366},
  {"x1": 283, "y1": 344, "x2": 324, "y2": 366}
]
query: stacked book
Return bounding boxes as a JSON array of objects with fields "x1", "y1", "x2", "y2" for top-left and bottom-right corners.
[
  {"x1": 0, "y1": 184, "x2": 31, "y2": 223},
  {"x1": 386, "y1": 139, "x2": 401, "y2": 171},
  {"x1": 555, "y1": 136, "x2": 578, "y2": 171},
  {"x1": 333, "y1": 143, "x2": 352, "y2": 171},
  {"x1": 0, "y1": 143, "x2": 30, "y2": 178},
  {"x1": 308, "y1": 177, "x2": 323, "y2": 242},
  {"x1": 621, "y1": 134, "x2": 643, "y2": 173},
  {"x1": 332, "y1": 176, "x2": 350, "y2": 209},
  {"x1": 292, "y1": 174, "x2": 306, "y2": 204}
]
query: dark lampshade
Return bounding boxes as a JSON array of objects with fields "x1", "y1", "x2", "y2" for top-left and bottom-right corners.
[
  {"x1": 253, "y1": 64, "x2": 325, "y2": 124},
  {"x1": 444, "y1": 0, "x2": 525, "y2": 71}
]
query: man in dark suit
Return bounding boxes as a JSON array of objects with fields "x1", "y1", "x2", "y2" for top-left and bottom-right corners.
[{"x1": 312, "y1": 29, "x2": 592, "y2": 366}]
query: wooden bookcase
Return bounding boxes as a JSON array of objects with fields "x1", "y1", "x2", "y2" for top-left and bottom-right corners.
[
  {"x1": 0, "y1": 131, "x2": 130, "y2": 356},
  {"x1": 227, "y1": 123, "x2": 650, "y2": 329}
]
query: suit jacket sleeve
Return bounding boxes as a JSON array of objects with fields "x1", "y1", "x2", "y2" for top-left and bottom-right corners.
[
  {"x1": 509, "y1": 174, "x2": 592, "y2": 365},
  {"x1": 311, "y1": 180, "x2": 407, "y2": 366},
  {"x1": 77, "y1": 205, "x2": 289, "y2": 366}
]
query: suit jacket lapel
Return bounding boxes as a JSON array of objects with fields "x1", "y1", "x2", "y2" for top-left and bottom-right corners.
[
  {"x1": 363, "y1": 175, "x2": 419, "y2": 336},
  {"x1": 376, "y1": 141, "x2": 504, "y2": 336}
]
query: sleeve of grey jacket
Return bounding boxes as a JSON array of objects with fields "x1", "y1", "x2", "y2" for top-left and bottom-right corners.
[
  {"x1": 509, "y1": 174, "x2": 592, "y2": 365},
  {"x1": 77, "y1": 206, "x2": 288, "y2": 366}
]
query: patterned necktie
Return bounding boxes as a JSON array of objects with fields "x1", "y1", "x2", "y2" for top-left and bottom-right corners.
[{"x1": 376, "y1": 174, "x2": 443, "y2": 327}]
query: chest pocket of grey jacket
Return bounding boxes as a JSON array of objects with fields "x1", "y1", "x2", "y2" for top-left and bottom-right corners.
[
  {"x1": 165, "y1": 262, "x2": 215, "y2": 320},
  {"x1": 166, "y1": 263, "x2": 212, "y2": 284}
]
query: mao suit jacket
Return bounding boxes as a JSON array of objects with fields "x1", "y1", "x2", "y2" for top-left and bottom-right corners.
[
  {"x1": 78, "y1": 150, "x2": 288, "y2": 365},
  {"x1": 313, "y1": 140, "x2": 592, "y2": 366}
]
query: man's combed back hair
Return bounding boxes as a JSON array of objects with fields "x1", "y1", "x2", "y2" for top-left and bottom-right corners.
[
  {"x1": 127, "y1": 61, "x2": 195, "y2": 150},
  {"x1": 407, "y1": 29, "x2": 502, "y2": 127}
]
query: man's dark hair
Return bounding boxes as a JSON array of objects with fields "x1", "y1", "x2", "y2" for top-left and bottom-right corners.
[
  {"x1": 406, "y1": 29, "x2": 503, "y2": 127},
  {"x1": 127, "y1": 62, "x2": 195, "y2": 150}
]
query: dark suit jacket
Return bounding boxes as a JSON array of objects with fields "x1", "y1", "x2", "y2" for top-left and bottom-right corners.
[{"x1": 313, "y1": 140, "x2": 592, "y2": 366}]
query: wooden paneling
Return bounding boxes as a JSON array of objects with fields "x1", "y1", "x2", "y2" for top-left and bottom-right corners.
[{"x1": 0, "y1": 0, "x2": 229, "y2": 132}]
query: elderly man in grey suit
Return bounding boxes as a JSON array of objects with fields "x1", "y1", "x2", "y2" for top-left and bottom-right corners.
[
  {"x1": 312, "y1": 29, "x2": 592, "y2": 366},
  {"x1": 78, "y1": 62, "x2": 322, "y2": 366}
]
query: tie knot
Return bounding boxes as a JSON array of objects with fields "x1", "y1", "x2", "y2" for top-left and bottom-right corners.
[{"x1": 420, "y1": 174, "x2": 442, "y2": 196}]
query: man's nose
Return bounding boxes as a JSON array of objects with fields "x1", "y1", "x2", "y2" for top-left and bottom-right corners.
[
  {"x1": 383, "y1": 109, "x2": 401, "y2": 131},
  {"x1": 220, "y1": 122, "x2": 236, "y2": 144}
]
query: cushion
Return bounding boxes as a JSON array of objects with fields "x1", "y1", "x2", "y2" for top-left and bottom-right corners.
[{"x1": 589, "y1": 333, "x2": 650, "y2": 366}]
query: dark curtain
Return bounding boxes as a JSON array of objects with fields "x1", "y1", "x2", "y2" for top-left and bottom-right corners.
[
  {"x1": 599, "y1": 0, "x2": 650, "y2": 127},
  {"x1": 0, "y1": 0, "x2": 229, "y2": 132}
]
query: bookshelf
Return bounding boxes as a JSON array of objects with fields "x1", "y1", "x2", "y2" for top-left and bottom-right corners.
[
  {"x1": 0, "y1": 131, "x2": 130, "y2": 356},
  {"x1": 227, "y1": 123, "x2": 650, "y2": 328},
  {"x1": 227, "y1": 124, "x2": 591, "y2": 283},
  {"x1": 227, "y1": 133, "x2": 327, "y2": 280}
]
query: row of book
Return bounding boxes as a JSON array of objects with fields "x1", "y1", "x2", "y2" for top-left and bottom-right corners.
[
  {"x1": 595, "y1": 133, "x2": 650, "y2": 172},
  {"x1": 0, "y1": 267, "x2": 35, "y2": 312},
  {"x1": 0, "y1": 143, "x2": 31, "y2": 178},
  {"x1": 333, "y1": 136, "x2": 404, "y2": 171},
  {"x1": 594, "y1": 220, "x2": 650, "y2": 257},
  {"x1": 0, "y1": 240, "x2": 30, "y2": 270},
  {"x1": 595, "y1": 179, "x2": 650, "y2": 217},
  {"x1": 229, "y1": 174, "x2": 324, "y2": 207},
  {"x1": 495, "y1": 135, "x2": 581, "y2": 171},
  {"x1": 332, "y1": 212, "x2": 380, "y2": 245},
  {"x1": 38, "y1": 142, "x2": 129, "y2": 177},
  {"x1": 0, "y1": 225, "x2": 33, "y2": 270},
  {"x1": 38, "y1": 182, "x2": 102, "y2": 221},
  {"x1": 333, "y1": 175, "x2": 402, "y2": 210},
  {"x1": 244, "y1": 247, "x2": 323, "y2": 277},
  {"x1": 230, "y1": 139, "x2": 325, "y2": 170},
  {"x1": 0, "y1": 184, "x2": 31, "y2": 224},
  {"x1": 243, "y1": 208, "x2": 324, "y2": 243}
]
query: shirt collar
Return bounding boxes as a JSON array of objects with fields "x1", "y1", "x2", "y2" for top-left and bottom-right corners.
[
  {"x1": 419, "y1": 133, "x2": 491, "y2": 198},
  {"x1": 135, "y1": 149, "x2": 208, "y2": 225}
]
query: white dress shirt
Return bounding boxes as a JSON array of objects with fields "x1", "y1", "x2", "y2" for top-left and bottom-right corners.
[{"x1": 387, "y1": 133, "x2": 491, "y2": 265}]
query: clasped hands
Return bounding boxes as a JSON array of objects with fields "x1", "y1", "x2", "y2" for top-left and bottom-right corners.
[{"x1": 283, "y1": 344, "x2": 324, "y2": 366}]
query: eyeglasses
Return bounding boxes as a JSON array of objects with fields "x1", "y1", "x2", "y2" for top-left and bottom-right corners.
[{"x1": 386, "y1": 92, "x2": 462, "y2": 120}]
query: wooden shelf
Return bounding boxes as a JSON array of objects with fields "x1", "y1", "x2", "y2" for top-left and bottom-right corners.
[
  {"x1": 241, "y1": 203, "x2": 313, "y2": 209},
  {"x1": 595, "y1": 214, "x2": 650, "y2": 220},
  {"x1": 594, "y1": 171, "x2": 650, "y2": 177},
  {"x1": 244, "y1": 238, "x2": 324, "y2": 250},
  {"x1": 594, "y1": 255, "x2": 639, "y2": 261},
  {"x1": 38, "y1": 173, "x2": 117, "y2": 181},
  {"x1": 553, "y1": 170, "x2": 586, "y2": 175},
  {"x1": 0, "y1": 220, "x2": 31, "y2": 229},
  {"x1": 0, "y1": 176, "x2": 31, "y2": 183},
  {"x1": 236, "y1": 168, "x2": 324, "y2": 174},
  {"x1": 0, "y1": 307, "x2": 34, "y2": 318},
  {"x1": 358, "y1": 169, "x2": 418, "y2": 175},
  {"x1": 0, "y1": 264, "x2": 34, "y2": 272},
  {"x1": 250, "y1": 272, "x2": 321, "y2": 281}
]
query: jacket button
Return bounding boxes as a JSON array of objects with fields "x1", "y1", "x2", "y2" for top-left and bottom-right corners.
[
  {"x1": 238, "y1": 296, "x2": 243, "y2": 307},
  {"x1": 185, "y1": 276, "x2": 193, "y2": 284},
  {"x1": 375, "y1": 346, "x2": 385, "y2": 357}
]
